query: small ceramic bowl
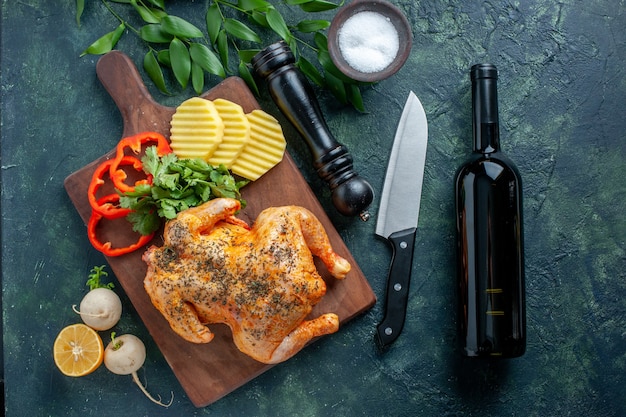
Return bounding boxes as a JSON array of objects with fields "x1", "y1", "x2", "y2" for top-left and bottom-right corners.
[{"x1": 327, "y1": 0, "x2": 413, "y2": 82}]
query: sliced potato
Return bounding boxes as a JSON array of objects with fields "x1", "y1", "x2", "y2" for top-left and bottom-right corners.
[
  {"x1": 170, "y1": 97, "x2": 224, "y2": 160},
  {"x1": 208, "y1": 99, "x2": 251, "y2": 168},
  {"x1": 230, "y1": 109, "x2": 287, "y2": 181}
]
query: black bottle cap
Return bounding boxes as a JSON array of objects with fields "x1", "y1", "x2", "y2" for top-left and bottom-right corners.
[
  {"x1": 471, "y1": 63, "x2": 500, "y2": 152},
  {"x1": 471, "y1": 63, "x2": 498, "y2": 81}
]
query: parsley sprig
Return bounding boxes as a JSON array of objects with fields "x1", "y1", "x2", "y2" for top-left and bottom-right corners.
[
  {"x1": 85, "y1": 265, "x2": 114, "y2": 290},
  {"x1": 119, "y1": 146, "x2": 248, "y2": 235}
]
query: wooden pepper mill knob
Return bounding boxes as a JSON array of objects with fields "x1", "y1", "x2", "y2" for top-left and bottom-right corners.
[{"x1": 252, "y1": 41, "x2": 374, "y2": 220}]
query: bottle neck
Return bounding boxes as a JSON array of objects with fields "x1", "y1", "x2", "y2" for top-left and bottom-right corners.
[{"x1": 471, "y1": 64, "x2": 500, "y2": 154}]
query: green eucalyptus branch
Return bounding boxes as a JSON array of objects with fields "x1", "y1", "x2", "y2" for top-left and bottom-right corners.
[{"x1": 76, "y1": 0, "x2": 367, "y2": 111}]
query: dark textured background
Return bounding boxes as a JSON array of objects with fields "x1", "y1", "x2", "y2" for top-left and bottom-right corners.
[{"x1": 2, "y1": 1, "x2": 625, "y2": 416}]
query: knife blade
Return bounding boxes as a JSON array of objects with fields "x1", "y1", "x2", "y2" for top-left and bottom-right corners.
[{"x1": 375, "y1": 91, "x2": 428, "y2": 350}]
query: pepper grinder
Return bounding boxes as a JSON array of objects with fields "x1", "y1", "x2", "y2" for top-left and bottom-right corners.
[{"x1": 252, "y1": 41, "x2": 374, "y2": 220}]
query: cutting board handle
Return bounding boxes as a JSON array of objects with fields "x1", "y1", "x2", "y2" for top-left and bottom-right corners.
[{"x1": 96, "y1": 51, "x2": 172, "y2": 137}]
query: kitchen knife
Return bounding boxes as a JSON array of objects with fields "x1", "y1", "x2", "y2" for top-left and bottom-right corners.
[{"x1": 375, "y1": 91, "x2": 428, "y2": 350}]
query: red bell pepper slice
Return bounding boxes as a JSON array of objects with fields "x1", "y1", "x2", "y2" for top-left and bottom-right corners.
[
  {"x1": 87, "y1": 194, "x2": 155, "y2": 257},
  {"x1": 109, "y1": 131, "x2": 172, "y2": 193},
  {"x1": 87, "y1": 156, "x2": 143, "y2": 219}
]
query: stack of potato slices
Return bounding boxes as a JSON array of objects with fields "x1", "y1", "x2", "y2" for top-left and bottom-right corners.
[{"x1": 170, "y1": 97, "x2": 287, "y2": 181}]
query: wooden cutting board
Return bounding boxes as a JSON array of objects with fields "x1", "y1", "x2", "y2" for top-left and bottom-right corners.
[{"x1": 64, "y1": 51, "x2": 376, "y2": 407}]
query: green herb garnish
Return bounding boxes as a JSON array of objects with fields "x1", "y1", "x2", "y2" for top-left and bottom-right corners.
[
  {"x1": 119, "y1": 146, "x2": 248, "y2": 236},
  {"x1": 86, "y1": 265, "x2": 114, "y2": 290}
]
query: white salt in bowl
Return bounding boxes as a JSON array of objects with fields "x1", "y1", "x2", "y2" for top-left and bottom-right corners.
[{"x1": 327, "y1": 0, "x2": 412, "y2": 82}]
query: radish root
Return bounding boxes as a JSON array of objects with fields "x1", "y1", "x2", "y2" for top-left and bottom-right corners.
[
  {"x1": 72, "y1": 305, "x2": 107, "y2": 318},
  {"x1": 131, "y1": 371, "x2": 173, "y2": 408}
]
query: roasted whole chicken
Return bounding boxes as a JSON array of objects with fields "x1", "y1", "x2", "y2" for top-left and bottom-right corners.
[{"x1": 143, "y1": 198, "x2": 351, "y2": 364}]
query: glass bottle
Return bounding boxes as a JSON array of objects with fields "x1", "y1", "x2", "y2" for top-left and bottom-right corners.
[{"x1": 455, "y1": 63, "x2": 526, "y2": 358}]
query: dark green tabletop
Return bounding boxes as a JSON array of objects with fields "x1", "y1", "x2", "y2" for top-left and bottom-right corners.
[{"x1": 2, "y1": 1, "x2": 625, "y2": 416}]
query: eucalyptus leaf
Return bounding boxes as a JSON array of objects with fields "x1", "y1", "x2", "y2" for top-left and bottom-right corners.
[
  {"x1": 145, "y1": 0, "x2": 165, "y2": 9},
  {"x1": 140, "y1": 24, "x2": 174, "y2": 43},
  {"x1": 318, "y1": 49, "x2": 352, "y2": 82},
  {"x1": 217, "y1": 30, "x2": 229, "y2": 68},
  {"x1": 130, "y1": 0, "x2": 161, "y2": 24},
  {"x1": 284, "y1": 0, "x2": 313, "y2": 4},
  {"x1": 297, "y1": 56, "x2": 325, "y2": 87},
  {"x1": 266, "y1": 8, "x2": 291, "y2": 41},
  {"x1": 223, "y1": 18, "x2": 261, "y2": 43},
  {"x1": 238, "y1": 0, "x2": 271, "y2": 11},
  {"x1": 189, "y1": 42, "x2": 226, "y2": 78},
  {"x1": 162, "y1": 15, "x2": 204, "y2": 39},
  {"x1": 80, "y1": 23, "x2": 125, "y2": 57},
  {"x1": 157, "y1": 49, "x2": 171, "y2": 66},
  {"x1": 76, "y1": 0, "x2": 84, "y2": 26},
  {"x1": 205, "y1": 3, "x2": 221, "y2": 44},
  {"x1": 150, "y1": 8, "x2": 167, "y2": 19},
  {"x1": 314, "y1": 31, "x2": 328, "y2": 51},
  {"x1": 295, "y1": 19, "x2": 330, "y2": 33},
  {"x1": 143, "y1": 50, "x2": 169, "y2": 94},
  {"x1": 324, "y1": 70, "x2": 347, "y2": 104},
  {"x1": 170, "y1": 38, "x2": 191, "y2": 88},
  {"x1": 250, "y1": 10, "x2": 269, "y2": 28},
  {"x1": 191, "y1": 61, "x2": 204, "y2": 94},
  {"x1": 300, "y1": 0, "x2": 340, "y2": 12},
  {"x1": 238, "y1": 61, "x2": 259, "y2": 96},
  {"x1": 288, "y1": 37, "x2": 299, "y2": 59},
  {"x1": 347, "y1": 83, "x2": 365, "y2": 112},
  {"x1": 238, "y1": 49, "x2": 262, "y2": 63}
]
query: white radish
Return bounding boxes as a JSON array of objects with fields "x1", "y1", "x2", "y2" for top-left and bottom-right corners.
[
  {"x1": 104, "y1": 333, "x2": 173, "y2": 407},
  {"x1": 72, "y1": 265, "x2": 122, "y2": 330},
  {"x1": 73, "y1": 287, "x2": 122, "y2": 330}
]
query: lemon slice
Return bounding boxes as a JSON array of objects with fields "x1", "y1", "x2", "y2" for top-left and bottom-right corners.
[
  {"x1": 208, "y1": 98, "x2": 251, "y2": 168},
  {"x1": 170, "y1": 97, "x2": 224, "y2": 160},
  {"x1": 53, "y1": 323, "x2": 104, "y2": 377},
  {"x1": 230, "y1": 109, "x2": 287, "y2": 181}
]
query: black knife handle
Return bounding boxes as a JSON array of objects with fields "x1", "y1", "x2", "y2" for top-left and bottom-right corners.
[
  {"x1": 376, "y1": 227, "x2": 417, "y2": 350},
  {"x1": 251, "y1": 41, "x2": 374, "y2": 220}
]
